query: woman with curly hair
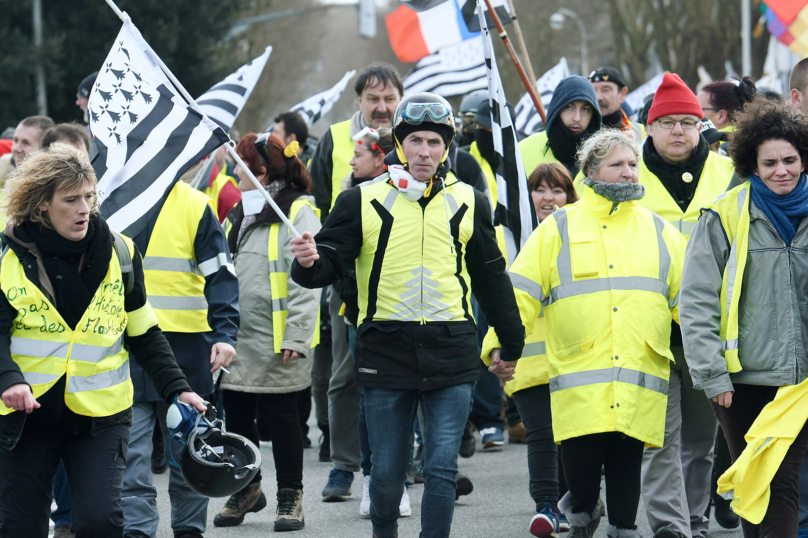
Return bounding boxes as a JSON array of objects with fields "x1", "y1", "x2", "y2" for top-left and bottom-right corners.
[
  {"x1": 215, "y1": 133, "x2": 321, "y2": 532},
  {"x1": 680, "y1": 95, "x2": 808, "y2": 536}
]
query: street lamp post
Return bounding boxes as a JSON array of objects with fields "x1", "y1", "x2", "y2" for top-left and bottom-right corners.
[{"x1": 550, "y1": 8, "x2": 588, "y2": 76}]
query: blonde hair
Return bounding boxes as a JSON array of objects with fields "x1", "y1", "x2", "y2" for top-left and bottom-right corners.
[
  {"x1": 4, "y1": 143, "x2": 99, "y2": 228},
  {"x1": 577, "y1": 128, "x2": 639, "y2": 179}
]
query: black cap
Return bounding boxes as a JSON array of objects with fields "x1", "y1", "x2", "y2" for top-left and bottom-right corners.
[
  {"x1": 473, "y1": 100, "x2": 516, "y2": 130},
  {"x1": 700, "y1": 119, "x2": 726, "y2": 145},
  {"x1": 588, "y1": 66, "x2": 626, "y2": 89},
  {"x1": 78, "y1": 71, "x2": 99, "y2": 99}
]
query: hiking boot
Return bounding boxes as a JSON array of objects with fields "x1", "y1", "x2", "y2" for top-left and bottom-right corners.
[
  {"x1": 455, "y1": 473, "x2": 474, "y2": 500},
  {"x1": 53, "y1": 526, "x2": 75, "y2": 538},
  {"x1": 318, "y1": 424, "x2": 331, "y2": 462},
  {"x1": 459, "y1": 422, "x2": 476, "y2": 458},
  {"x1": 322, "y1": 468, "x2": 353, "y2": 501},
  {"x1": 529, "y1": 502, "x2": 560, "y2": 537},
  {"x1": 508, "y1": 422, "x2": 527, "y2": 444},
  {"x1": 559, "y1": 493, "x2": 603, "y2": 538},
  {"x1": 713, "y1": 496, "x2": 740, "y2": 529},
  {"x1": 213, "y1": 482, "x2": 267, "y2": 527},
  {"x1": 274, "y1": 488, "x2": 304, "y2": 531},
  {"x1": 480, "y1": 427, "x2": 505, "y2": 451}
]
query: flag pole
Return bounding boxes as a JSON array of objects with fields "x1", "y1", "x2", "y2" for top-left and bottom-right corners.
[
  {"x1": 504, "y1": 0, "x2": 538, "y2": 92},
  {"x1": 482, "y1": 0, "x2": 546, "y2": 124},
  {"x1": 102, "y1": 0, "x2": 301, "y2": 237}
]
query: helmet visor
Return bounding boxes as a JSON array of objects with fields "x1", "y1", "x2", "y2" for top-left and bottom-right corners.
[{"x1": 401, "y1": 103, "x2": 452, "y2": 125}]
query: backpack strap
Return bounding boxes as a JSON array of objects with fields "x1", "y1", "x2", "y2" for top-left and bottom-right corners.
[{"x1": 111, "y1": 231, "x2": 134, "y2": 296}]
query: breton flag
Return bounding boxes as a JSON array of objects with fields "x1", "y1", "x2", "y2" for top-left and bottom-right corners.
[
  {"x1": 476, "y1": 0, "x2": 536, "y2": 261},
  {"x1": 89, "y1": 15, "x2": 229, "y2": 236},
  {"x1": 625, "y1": 72, "x2": 666, "y2": 116},
  {"x1": 402, "y1": 35, "x2": 487, "y2": 97},
  {"x1": 290, "y1": 70, "x2": 357, "y2": 127},
  {"x1": 198, "y1": 46, "x2": 272, "y2": 133},
  {"x1": 513, "y1": 58, "x2": 570, "y2": 138}
]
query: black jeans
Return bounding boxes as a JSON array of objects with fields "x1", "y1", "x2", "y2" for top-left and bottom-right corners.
[
  {"x1": 561, "y1": 432, "x2": 644, "y2": 530},
  {"x1": 711, "y1": 383, "x2": 808, "y2": 538},
  {"x1": 223, "y1": 389, "x2": 303, "y2": 490},
  {"x1": 0, "y1": 405, "x2": 130, "y2": 537},
  {"x1": 512, "y1": 384, "x2": 567, "y2": 512}
]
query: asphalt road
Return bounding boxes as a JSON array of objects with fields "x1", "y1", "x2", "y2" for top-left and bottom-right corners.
[{"x1": 145, "y1": 422, "x2": 746, "y2": 538}]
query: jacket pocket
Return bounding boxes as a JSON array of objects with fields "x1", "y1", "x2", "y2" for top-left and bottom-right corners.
[
  {"x1": 446, "y1": 323, "x2": 476, "y2": 336},
  {"x1": 738, "y1": 304, "x2": 778, "y2": 371},
  {"x1": 555, "y1": 337, "x2": 595, "y2": 359},
  {"x1": 645, "y1": 338, "x2": 674, "y2": 364},
  {"x1": 569, "y1": 233, "x2": 598, "y2": 277}
]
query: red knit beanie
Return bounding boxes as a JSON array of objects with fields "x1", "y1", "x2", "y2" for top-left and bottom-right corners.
[{"x1": 647, "y1": 73, "x2": 702, "y2": 125}]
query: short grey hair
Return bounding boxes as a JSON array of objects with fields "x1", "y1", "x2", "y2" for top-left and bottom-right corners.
[{"x1": 577, "y1": 128, "x2": 639, "y2": 178}]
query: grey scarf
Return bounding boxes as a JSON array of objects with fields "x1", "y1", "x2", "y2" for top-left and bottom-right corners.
[{"x1": 584, "y1": 178, "x2": 645, "y2": 204}]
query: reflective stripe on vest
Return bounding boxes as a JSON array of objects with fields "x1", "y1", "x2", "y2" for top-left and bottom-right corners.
[
  {"x1": 0, "y1": 236, "x2": 136, "y2": 417},
  {"x1": 549, "y1": 209, "x2": 674, "y2": 307},
  {"x1": 330, "y1": 120, "x2": 353, "y2": 211},
  {"x1": 714, "y1": 184, "x2": 750, "y2": 372},
  {"x1": 143, "y1": 181, "x2": 219, "y2": 332},
  {"x1": 549, "y1": 366, "x2": 668, "y2": 395},
  {"x1": 267, "y1": 199, "x2": 321, "y2": 353}
]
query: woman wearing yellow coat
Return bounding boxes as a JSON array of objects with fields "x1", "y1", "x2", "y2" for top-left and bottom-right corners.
[{"x1": 487, "y1": 129, "x2": 685, "y2": 538}]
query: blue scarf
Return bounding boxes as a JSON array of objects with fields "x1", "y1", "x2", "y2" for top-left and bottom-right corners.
[{"x1": 749, "y1": 173, "x2": 808, "y2": 245}]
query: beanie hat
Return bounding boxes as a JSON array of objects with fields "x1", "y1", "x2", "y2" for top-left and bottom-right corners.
[
  {"x1": 545, "y1": 76, "x2": 602, "y2": 135},
  {"x1": 647, "y1": 73, "x2": 702, "y2": 125},
  {"x1": 78, "y1": 71, "x2": 99, "y2": 99}
]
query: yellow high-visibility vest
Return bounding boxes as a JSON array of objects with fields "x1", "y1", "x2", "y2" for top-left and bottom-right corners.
[
  {"x1": 0, "y1": 233, "x2": 159, "y2": 417},
  {"x1": 468, "y1": 141, "x2": 497, "y2": 207},
  {"x1": 143, "y1": 181, "x2": 216, "y2": 333},
  {"x1": 482, "y1": 306, "x2": 547, "y2": 396},
  {"x1": 204, "y1": 168, "x2": 238, "y2": 217},
  {"x1": 329, "y1": 120, "x2": 354, "y2": 211},
  {"x1": 267, "y1": 198, "x2": 321, "y2": 353},
  {"x1": 355, "y1": 178, "x2": 477, "y2": 325}
]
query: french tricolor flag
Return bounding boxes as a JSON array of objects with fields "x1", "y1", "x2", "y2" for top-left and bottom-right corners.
[{"x1": 386, "y1": 0, "x2": 476, "y2": 63}]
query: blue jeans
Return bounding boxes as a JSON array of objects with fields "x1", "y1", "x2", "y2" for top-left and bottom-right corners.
[
  {"x1": 51, "y1": 460, "x2": 73, "y2": 527},
  {"x1": 364, "y1": 383, "x2": 473, "y2": 538}
]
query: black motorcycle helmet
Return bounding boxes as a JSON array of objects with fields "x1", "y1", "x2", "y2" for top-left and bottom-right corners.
[{"x1": 180, "y1": 426, "x2": 262, "y2": 498}]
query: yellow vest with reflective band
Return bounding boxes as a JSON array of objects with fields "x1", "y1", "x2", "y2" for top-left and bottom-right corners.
[
  {"x1": 356, "y1": 178, "x2": 476, "y2": 325},
  {"x1": 329, "y1": 120, "x2": 354, "y2": 211},
  {"x1": 0, "y1": 234, "x2": 159, "y2": 417},
  {"x1": 519, "y1": 130, "x2": 585, "y2": 182},
  {"x1": 486, "y1": 186, "x2": 684, "y2": 446},
  {"x1": 482, "y1": 306, "x2": 547, "y2": 396},
  {"x1": 268, "y1": 198, "x2": 321, "y2": 353},
  {"x1": 468, "y1": 141, "x2": 497, "y2": 207},
  {"x1": 708, "y1": 181, "x2": 751, "y2": 374},
  {"x1": 143, "y1": 181, "x2": 214, "y2": 333},
  {"x1": 204, "y1": 168, "x2": 238, "y2": 217},
  {"x1": 637, "y1": 151, "x2": 735, "y2": 241}
]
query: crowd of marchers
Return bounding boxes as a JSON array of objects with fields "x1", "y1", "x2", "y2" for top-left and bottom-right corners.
[{"x1": 1, "y1": 57, "x2": 808, "y2": 538}]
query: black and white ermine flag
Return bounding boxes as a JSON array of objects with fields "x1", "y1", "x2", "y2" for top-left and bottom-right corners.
[
  {"x1": 513, "y1": 58, "x2": 569, "y2": 138},
  {"x1": 290, "y1": 70, "x2": 357, "y2": 127},
  {"x1": 89, "y1": 15, "x2": 229, "y2": 237},
  {"x1": 403, "y1": 35, "x2": 487, "y2": 97},
  {"x1": 475, "y1": 0, "x2": 537, "y2": 262},
  {"x1": 197, "y1": 46, "x2": 272, "y2": 133}
]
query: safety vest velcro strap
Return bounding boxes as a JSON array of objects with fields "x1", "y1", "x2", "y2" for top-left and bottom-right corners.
[
  {"x1": 67, "y1": 359, "x2": 130, "y2": 393},
  {"x1": 723, "y1": 339, "x2": 739, "y2": 351},
  {"x1": 198, "y1": 253, "x2": 234, "y2": 277},
  {"x1": 510, "y1": 273, "x2": 548, "y2": 305},
  {"x1": 550, "y1": 367, "x2": 667, "y2": 395},
  {"x1": 547, "y1": 276, "x2": 669, "y2": 305},
  {"x1": 149, "y1": 296, "x2": 209, "y2": 311},
  {"x1": 522, "y1": 341, "x2": 546, "y2": 357},
  {"x1": 24, "y1": 372, "x2": 61, "y2": 386},
  {"x1": 143, "y1": 257, "x2": 197, "y2": 274},
  {"x1": 11, "y1": 337, "x2": 69, "y2": 358},
  {"x1": 71, "y1": 337, "x2": 124, "y2": 364}
]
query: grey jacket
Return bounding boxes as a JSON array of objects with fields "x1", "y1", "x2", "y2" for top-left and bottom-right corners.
[
  {"x1": 221, "y1": 195, "x2": 322, "y2": 394},
  {"x1": 680, "y1": 198, "x2": 808, "y2": 398}
]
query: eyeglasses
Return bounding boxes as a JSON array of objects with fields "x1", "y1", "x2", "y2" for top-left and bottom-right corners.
[
  {"x1": 701, "y1": 107, "x2": 721, "y2": 112},
  {"x1": 655, "y1": 118, "x2": 701, "y2": 130},
  {"x1": 401, "y1": 103, "x2": 452, "y2": 124}
]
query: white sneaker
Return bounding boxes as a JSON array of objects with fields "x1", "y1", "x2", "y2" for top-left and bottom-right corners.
[
  {"x1": 399, "y1": 487, "x2": 412, "y2": 517},
  {"x1": 360, "y1": 475, "x2": 371, "y2": 518}
]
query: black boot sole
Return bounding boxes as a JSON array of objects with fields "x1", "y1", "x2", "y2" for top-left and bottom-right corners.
[
  {"x1": 213, "y1": 493, "x2": 267, "y2": 527},
  {"x1": 274, "y1": 518, "x2": 305, "y2": 532},
  {"x1": 455, "y1": 476, "x2": 473, "y2": 500}
]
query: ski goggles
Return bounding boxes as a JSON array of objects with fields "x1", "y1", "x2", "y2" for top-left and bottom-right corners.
[{"x1": 401, "y1": 103, "x2": 452, "y2": 125}]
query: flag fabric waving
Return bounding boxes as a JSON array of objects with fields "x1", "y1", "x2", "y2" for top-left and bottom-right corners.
[
  {"x1": 89, "y1": 14, "x2": 229, "y2": 237},
  {"x1": 290, "y1": 70, "x2": 358, "y2": 127},
  {"x1": 475, "y1": 0, "x2": 536, "y2": 261},
  {"x1": 402, "y1": 35, "x2": 486, "y2": 97},
  {"x1": 624, "y1": 72, "x2": 665, "y2": 116},
  {"x1": 197, "y1": 47, "x2": 272, "y2": 133},
  {"x1": 458, "y1": 0, "x2": 511, "y2": 32},
  {"x1": 513, "y1": 58, "x2": 569, "y2": 138}
]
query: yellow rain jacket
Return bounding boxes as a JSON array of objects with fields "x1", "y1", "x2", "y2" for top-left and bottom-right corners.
[
  {"x1": 717, "y1": 378, "x2": 808, "y2": 524},
  {"x1": 482, "y1": 185, "x2": 685, "y2": 446}
]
